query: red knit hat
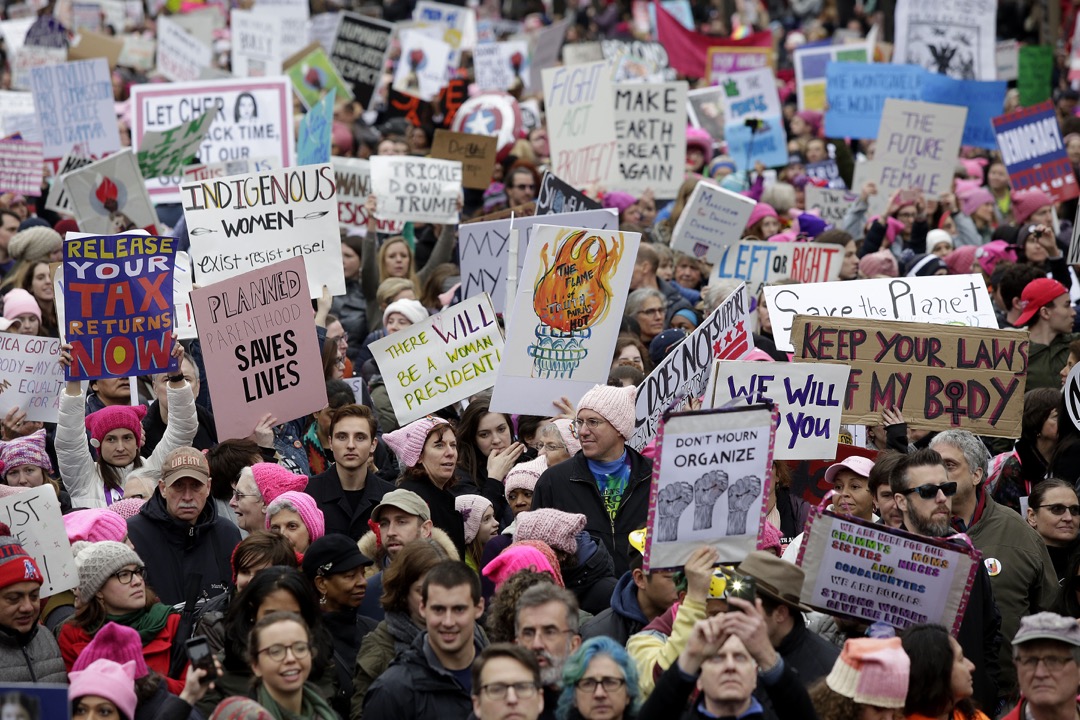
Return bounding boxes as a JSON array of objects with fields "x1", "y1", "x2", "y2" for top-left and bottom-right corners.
[
  {"x1": 85, "y1": 405, "x2": 147, "y2": 451},
  {"x1": 0, "y1": 522, "x2": 42, "y2": 589}
]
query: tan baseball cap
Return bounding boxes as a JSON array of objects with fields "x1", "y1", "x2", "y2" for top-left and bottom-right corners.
[
  {"x1": 161, "y1": 447, "x2": 210, "y2": 486},
  {"x1": 371, "y1": 489, "x2": 430, "y2": 522}
]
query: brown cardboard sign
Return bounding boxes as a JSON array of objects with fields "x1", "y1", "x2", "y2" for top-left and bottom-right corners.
[
  {"x1": 791, "y1": 315, "x2": 1029, "y2": 438},
  {"x1": 430, "y1": 129, "x2": 497, "y2": 190},
  {"x1": 67, "y1": 31, "x2": 124, "y2": 68}
]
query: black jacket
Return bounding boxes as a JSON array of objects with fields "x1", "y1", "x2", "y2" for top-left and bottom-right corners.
[
  {"x1": 363, "y1": 632, "x2": 484, "y2": 720},
  {"x1": 775, "y1": 614, "x2": 839, "y2": 687},
  {"x1": 400, "y1": 477, "x2": 467, "y2": 560},
  {"x1": 562, "y1": 532, "x2": 618, "y2": 616},
  {"x1": 126, "y1": 489, "x2": 241, "y2": 606},
  {"x1": 531, "y1": 448, "x2": 652, "y2": 576},
  {"x1": 306, "y1": 465, "x2": 396, "y2": 541},
  {"x1": 142, "y1": 400, "x2": 218, "y2": 454},
  {"x1": 957, "y1": 561, "x2": 1003, "y2": 714},
  {"x1": 135, "y1": 680, "x2": 200, "y2": 720},
  {"x1": 324, "y1": 606, "x2": 379, "y2": 719}
]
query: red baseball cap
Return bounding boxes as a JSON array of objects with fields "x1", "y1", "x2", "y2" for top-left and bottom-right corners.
[{"x1": 1015, "y1": 278, "x2": 1069, "y2": 327}]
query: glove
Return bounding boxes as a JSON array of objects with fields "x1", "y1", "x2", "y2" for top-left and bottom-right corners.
[
  {"x1": 656, "y1": 481, "x2": 694, "y2": 542},
  {"x1": 726, "y1": 475, "x2": 761, "y2": 535},
  {"x1": 692, "y1": 470, "x2": 729, "y2": 531}
]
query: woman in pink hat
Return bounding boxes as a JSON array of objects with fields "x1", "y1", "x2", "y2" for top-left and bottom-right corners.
[
  {"x1": 810, "y1": 637, "x2": 911, "y2": 720},
  {"x1": 0, "y1": 428, "x2": 70, "y2": 511},
  {"x1": 265, "y1": 491, "x2": 325, "y2": 554}
]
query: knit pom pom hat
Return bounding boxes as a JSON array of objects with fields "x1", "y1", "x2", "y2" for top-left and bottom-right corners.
[
  {"x1": 265, "y1": 490, "x2": 325, "y2": 544},
  {"x1": 8, "y1": 225, "x2": 61, "y2": 263},
  {"x1": 515, "y1": 509, "x2": 586, "y2": 555},
  {"x1": 2, "y1": 289, "x2": 41, "y2": 322},
  {"x1": 249, "y1": 463, "x2": 308, "y2": 505},
  {"x1": 504, "y1": 456, "x2": 548, "y2": 500},
  {"x1": 383, "y1": 416, "x2": 451, "y2": 469},
  {"x1": 825, "y1": 637, "x2": 911, "y2": 708},
  {"x1": 482, "y1": 543, "x2": 563, "y2": 589},
  {"x1": 69, "y1": 659, "x2": 138, "y2": 720},
  {"x1": 0, "y1": 521, "x2": 42, "y2": 591},
  {"x1": 455, "y1": 494, "x2": 493, "y2": 543},
  {"x1": 0, "y1": 428, "x2": 52, "y2": 474},
  {"x1": 85, "y1": 405, "x2": 147, "y2": 452},
  {"x1": 106, "y1": 498, "x2": 146, "y2": 519},
  {"x1": 745, "y1": 202, "x2": 778, "y2": 234},
  {"x1": 383, "y1": 298, "x2": 428, "y2": 327},
  {"x1": 577, "y1": 384, "x2": 637, "y2": 440}
]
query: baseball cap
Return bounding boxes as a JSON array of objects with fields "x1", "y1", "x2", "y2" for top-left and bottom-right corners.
[
  {"x1": 1012, "y1": 611, "x2": 1080, "y2": 647},
  {"x1": 1014, "y1": 278, "x2": 1069, "y2": 326},
  {"x1": 649, "y1": 328, "x2": 688, "y2": 365},
  {"x1": 371, "y1": 489, "x2": 431, "y2": 522},
  {"x1": 160, "y1": 447, "x2": 209, "y2": 486},
  {"x1": 301, "y1": 534, "x2": 372, "y2": 582},
  {"x1": 824, "y1": 456, "x2": 875, "y2": 486}
]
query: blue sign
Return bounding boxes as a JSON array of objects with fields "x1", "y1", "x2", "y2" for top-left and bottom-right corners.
[
  {"x1": 824, "y1": 63, "x2": 923, "y2": 139},
  {"x1": 297, "y1": 87, "x2": 335, "y2": 166},
  {"x1": 726, "y1": 115, "x2": 787, "y2": 170}
]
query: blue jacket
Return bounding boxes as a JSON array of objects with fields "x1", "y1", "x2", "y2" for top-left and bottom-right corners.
[{"x1": 580, "y1": 571, "x2": 649, "y2": 645}]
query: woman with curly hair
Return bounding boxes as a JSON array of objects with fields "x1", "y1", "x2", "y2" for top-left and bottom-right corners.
[
  {"x1": 557, "y1": 637, "x2": 641, "y2": 720},
  {"x1": 810, "y1": 637, "x2": 910, "y2": 720}
]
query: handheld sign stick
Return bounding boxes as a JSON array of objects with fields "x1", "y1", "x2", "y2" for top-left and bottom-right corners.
[{"x1": 505, "y1": 213, "x2": 518, "y2": 325}]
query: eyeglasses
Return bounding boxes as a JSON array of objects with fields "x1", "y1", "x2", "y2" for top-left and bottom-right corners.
[
  {"x1": 636, "y1": 307, "x2": 665, "y2": 317},
  {"x1": 899, "y1": 482, "x2": 958, "y2": 500},
  {"x1": 538, "y1": 443, "x2": 566, "y2": 453},
  {"x1": 479, "y1": 681, "x2": 540, "y2": 700},
  {"x1": 329, "y1": 333, "x2": 349, "y2": 345},
  {"x1": 512, "y1": 183, "x2": 535, "y2": 190},
  {"x1": 518, "y1": 626, "x2": 575, "y2": 642},
  {"x1": 576, "y1": 677, "x2": 626, "y2": 693},
  {"x1": 1016, "y1": 655, "x2": 1075, "y2": 671},
  {"x1": 112, "y1": 567, "x2": 146, "y2": 585},
  {"x1": 258, "y1": 641, "x2": 311, "y2": 662},
  {"x1": 1035, "y1": 503, "x2": 1080, "y2": 516},
  {"x1": 232, "y1": 489, "x2": 261, "y2": 501}
]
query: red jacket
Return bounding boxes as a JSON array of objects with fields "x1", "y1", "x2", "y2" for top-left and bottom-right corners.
[{"x1": 58, "y1": 613, "x2": 186, "y2": 694}]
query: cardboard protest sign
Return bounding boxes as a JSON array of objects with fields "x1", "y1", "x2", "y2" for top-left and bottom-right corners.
[
  {"x1": 704, "y1": 361, "x2": 851, "y2": 459},
  {"x1": 459, "y1": 209, "x2": 618, "y2": 313},
  {"x1": 763, "y1": 274, "x2": 997, "y2": 353},
  {"x1": 392, "y1": 30, "x2": 451, "y2": 102},
  {"x1": 430, "y1": 129, "x2": 497, "y2": 190},
  {"x1": 473, "y1": 41, "x2": 531, "y2": 92},
  {"x1": 536, "y1": 171, "x2": 602, "y2": 215},
  {"x1": 63, "y1": 233, "x2": 178, "y2": 380},
  {"x1": 0, "y1": 334, "x2": 64, "y2": 422},
  {"x1": 135, "y1": 107, "x2": 217, "y2": 180},
  {"x1": 792, "y1": 315, "x2": 1029, "y2": 438},
  {"x1": 543, "y1": 61, "x2": 618, "y2": 189},
  {"x1": 156, "y1": 16, "x2": 211, "y2": 82},
  {"x1": 715, "y1": 241, "x2": 842, "y2": 296},
  {"x1": 613, "y1": 82, "x2": 687, "y2": 197},
  {"x1": 824, "y1": 63, "x2": 924, "y2": 140},
  {"x1": 66, "y1": 29, "x2": 124, "y2": 68},
  {"x1": 526, "y1": 18, "x2": 570, "y2": 91},
  {"x1": 805, "y1": 186, "x2": 859, "y2": 226},
  {"x1": 490, "y1": 225, "x2": 641, "y2": 415},
  {"x1": 805, "y1": 159, "x2": 846, "y2": 189},
  {"x1": 330, "y1": 12, "x2": 392, "y2": 107},
  {"x1": 296, "y1": 87, "x2": 335, "y2": 166},
  {"x1": 719, "y1": 68, "x2": 780, "y2": 125},
  {"x1": 993, "y1": 101, "x2": 1079, "y2": 203},
  {"x1": 371, "y1": 155, "x2": 461, "y2": 224},
  {"x1": 793, "y1": 38, "x2": 872, "y2": 111},
  {"x1": 284, "y1": 42, "x2": 353, "y2": 109},
  {"x1": 191, "y1": 256, "x2": 328, "y2": 441},
  {"x1": 413, "y1": 0, "x2": 477, "y2": 59},
  {"x1": 643, "y1": 405, "x2": 777, "y2": 570},
  {"x1": 0, "y1": 485, "x2": 79, "y2": 595},
  {"x1": 180, "y1": 163, "x2": 343, "y2": 297},
  {"x1": 370, "y1": 293, "x2": 504, "y2": 425},
  {"x1": 1019, "y1": 45, "x2": 1054, "y2": 107},
  {"x1": 230, "y1": 10, "x2": 282, "y2": 77},
  {"x1": 706, "y1": 42, "x2": 774, "y2": 81},
  {"x1": 671, "y1": 180, "x2": 757, "y2": 263},
  {"x1": 797, "y1": 506, "x2": 979, "y2": 635},
  {"x1": 332, "y1": 156, "x2": 405, "y2": 234},
  {"x1": 30, "y1": 58, "x2": 121, "y2": 164},
  {"x1": 630, "y1": 284, "x2": 753, "y2": 450},
  {"x1": 0, "y1": 139, "x2": 43, "y2": 196},
  {"x1": 61, "y1": 149, "x2": 157, "y2": 234},
  {"x1": 894, "y1": 0, "x2": 997, "y2": 80},
  {"x1": 686, "y1": 86, "x2": 725, "y2": 142},
  {"x1": 45, "y1": 152, "x2": 92, "y2": 213}
]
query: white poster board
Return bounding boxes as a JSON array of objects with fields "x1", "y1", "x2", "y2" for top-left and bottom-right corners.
[
  {"x1": 671, "y1": 180, "x2": 757, "y2": 262},
  {"x1": 156, "y1": 16, "x2": 212, "y2": 82},
  {"x1": 714, "y1": 241, "x2": 843, "y2": 296},
  {"x1": 0, "y1": 334, "x2": 64, "y2": 422},
  {"x1": 370, "y1": 155, "x2": 461, "y2": 224},
  {"x1": 613, "y1": 82, "x2": 687, "y2": 197},
  {"x1": 542, "y1": 60, "x2": 618, "y2": 189},
  {"x1": 894, "y1": 0, "x2": 997, "y2": 80},
  {"x1": 0, "y1": 485, "x2": 78, "y2": 596},
  {"x1": 30, "y1": 58, "x2": 121, "y2": 163}
]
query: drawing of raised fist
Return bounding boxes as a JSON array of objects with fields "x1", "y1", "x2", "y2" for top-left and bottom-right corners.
[
  {"x1": 692, "y1": 470, "x2": 729, "y2": 530},
  {"x1": 656, "y1": 481, "x2": 694, "y2": 542},
  {"x1": 726, "y1": 475, "x2": 761, "y2": 535}
]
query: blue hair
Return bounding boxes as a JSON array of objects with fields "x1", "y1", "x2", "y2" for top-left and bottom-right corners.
[{"x1": 556, "y1": 637, "x2": 641, "y2": 720}]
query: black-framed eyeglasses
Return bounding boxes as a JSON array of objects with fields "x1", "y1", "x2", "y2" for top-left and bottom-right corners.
[
  {"x1": 479, "y1": 681, "x2": 540, "y2": 700},
  {"x1": 1035, "y1": 503, "x2": 1080, "y2": 516},
  {"x1": 576, "y1": 677, "x2": 626, "y2": 693},
  {"x1": 112, "y1": 567, "x2": 146, "y2": 585},
  {"x1": 258, "y1": 641, "x2": 311, "y2": 662},
  {"x1": 899, "y1": 482, "x2": 958, "y2": 500}
]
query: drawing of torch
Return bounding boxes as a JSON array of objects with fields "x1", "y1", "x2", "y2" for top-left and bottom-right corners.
[
  {"x1": 509, "y1": 50, "x2": 525, "y2": 91},
  {"x1": 405, "y1": 48, "x2": 425, "y2": 92},
  {"x1": 529, "y1": 229, "x2": 622, "y2": 379}
]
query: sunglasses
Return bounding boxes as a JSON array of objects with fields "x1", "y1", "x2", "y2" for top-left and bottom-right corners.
[
  {"x1": 899, "y1": 481, "x2": 958, "y2": 500},
  {"x1": 1035, "y1": 503, "x2": 1080, "y2": 517}
]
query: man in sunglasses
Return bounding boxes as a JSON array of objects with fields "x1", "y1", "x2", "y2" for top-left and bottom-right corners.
[
  {"x1": 931, "y1": 430, "x2": 1058, "y2": 705},
  {"x1": 890, "y1": 448, "x2": 1003, "y2": 714}
]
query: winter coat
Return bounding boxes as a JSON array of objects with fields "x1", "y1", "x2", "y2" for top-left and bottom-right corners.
[
  {"x1": 350, "y1": 612, "x2": 425, "y2": 720},
  {"x1": 581, "y1": 571, "x2": 650, "y2": 645},
  {"x1": 1026, "y1": 332, "x2": 1080, "y2": 392},
  {"x1": 773, "y1": 614, "x2": 838, "y2": 687},
  {"x1": 355, "y1": 526, "x2": 459, "y2": 623},
  {"x1": 332, "y1": 275, "x2": 369, "y2": 366},
  {"x1": 135, "y1": 679, "x2": 202, "y2": 720},
  {"x1": 323, "y1": 606, "x2": 378, "y2": 718},
  {"x1": 0, "y1": 623, "x2": 66, "y2": 684},
  {"x1": 399, "y1": 476, "x2": 467, "y2": 560},
  {"x1": 956, "y1": 561, "x2": 1003, "y2": 713},
  {"x1": 562, "y1": 531, "x2": 618, "y2": 616},
  {"x1": 143, "y1": 399, "x2": 217, "y2": 454},
  {"x1": 59, "y1": 612, "x2": 185, "y2": 694},
  {"x1": 306, "y1": 465, "x2": 396, "y2": 541}
]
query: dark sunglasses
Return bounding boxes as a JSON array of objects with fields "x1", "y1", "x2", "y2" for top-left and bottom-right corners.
[
  {"x1": 1035, "y1": 503, "x2": 1080, "y2": 517},
  {"x1": 899, "y1": 481, "x2": 958, "y2": 500}
]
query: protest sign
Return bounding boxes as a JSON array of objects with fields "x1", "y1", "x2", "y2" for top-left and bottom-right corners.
[
  {"x1": 117, "y1": 34, "x2": 155, "y2": 72},
  {"x1": 920, "y1": 74, "x2": 1007, "y2": 149},
  {"x1": 536, "y1": 171, "x2": 602, "y2": 215},
  {"x1": 474, "y1": 40, "x2": 531, "y2": 92},
  {"x1": 725, "y1": 116, "x2": 787, "y2": 171},
  {"x1": 490, "y1": 225, "x2": 640, "y2": 415},
  {"x1": 0, "y1": 485, "x2": 79, "y2": 596},
  {"x1": 993, "y1": 101, "x2": 1079, "y2": 203},
  {"x1": 308, "y1": 11, "x2": 341, "y2": 55},
  {"x1": 805, "y1": 160, "x2": 845, "y2": 189},
  {"x1": 30, "y1": 58, "x2": 120, "y2": 164},
  {"x1": 671, "y1": 180, "x2": 757, "y2": 263},
  {"x1": 191, "y1": 256, "x2": 328, "y2": 441},
  {"x1": 997, "y1": 39, "x2": 1019, "y2": 81},
  {"x1": 370, "y1": 293, "x2": 504, "y2": 425},
  {"x1": 11, "y1": 45, "x2": 65, "y2": 92},
  {"x1": 330, "y1": 12, "x2": 392, "y2": 107},
  {"x1": 284, "y1": 42, "x2": 353, "y2": 109},
  {"x1": 1067, "y1": 362, "x2": 1080, "y2": 431},
  {"x1": 763, "y1": 274, "x2": 997, "y2": 353},
  {"x1": 332, "y1": 156, "x2": 405, "y2": 234},
  {"x1": 526, "y1": 18, "x2": 570, "y2": 91},
  {"x1": 542, "y1": 60, "x2": 618, "y2": 189},
  {"x1": 392, "y1": 29, "x2": 451, "y2": 103},
  {"x1": 173, "y1": 251, "x2": 196, "y2": 340},
  {"x1": 25, "y1": 15, "x2": 68, "y2": 48},
  {"x1": 824, "y1": 63, "x2": 923, "y2": 139},
  {"x1": 230, "y1": 10, "x2": 282, "y2": 77},
  {"x1": 706, "y1": 42, "x2": 773, "y2": 81},
  {"x1": 45, "y1": 152, "x2": 92, "y2": 213},
  {"x1": 0, "y1": 139, "x2": 43, "y2": 196},
  {"x1": 805, "y1": 186, "x2": 859, "y2": 226},
  {"x1": 563, "y1": 42, "x2": 603, "y2": 66},
  {"x1": 135, "y1": 106, "x2": 217, "y2": 180},
  {"x1": 792, "y1": 315, "x2": 1028, "y2": 438},
  {"x1": 1019, "y1": 45, "x2": 1053, "y2": 107},
  {"x1": 0, "y1": 91, "x2": 36, "y2": 133},
  {"x1": 371, "y1": 155, "x2": 461, "y2": 224},
  {"x1": 66, "y1": 29, "x2": 124, "y2": 68},
  {"x1": 296, "y1": 87, "x2": 335, "y2": 166},
  {"x1": 630, "y1": 284, "x2": 753, "y2": 450},
  {"x1": 63, "y1": 233, "x2": 177, "y2": 381},
  {"x1": 430, "y1": 129, "x2": 497, "y2": 190},
  {"x1": 893, "y1": 0, "x2": 996, "y2": 80},
  {"x1": 61, "y1": 149, "x2": 157, "y2": 234},
  {"x1": 182, "y1": 157, "x2": 275, "y2": 183},
  {"x1": 130, "y1": 77, "x2": 295, "y2": 202},
  {"x1": 613, "y1": 82, "x2": 687, "y2": 197},
  {"x1": 450, "y1": 90, "x2": 519, "y2": 159},
  {"x1": 686, "y1": 86, "x2": 725, "y2": 142},
  {"x1": 715, "y1": 241, "x2": 842, "y2": 296},
  {"x1": 0, "y1": 334, "x2": 64, "y2": 422},
  {"x1": 704, "y1": 361, "x2": 851, "y2": 459},
  {"x1": 793, "y1": 38, "x2": 872, "y2": 111},
  {"x1": 602, "y1": 39, "x2": 672, "y2": 82},
  {"x1": 720, "y1": 68, "x2": 781, "y2": 125},
  {"x1": 797, "y1": 507, "x2": 979, "y2": 635},
  {"x1": 180, "y1": 162, "x2": 343, "y2": 297},
  {"x1": 413, "y1": 0, "x2": 477, "y2": 59},
  {"x1": 156, "y1": 16, "x2": 211, "y2": 82},
  {"x1": 643, "y1": 404, "x2": 776, "y2": 570}
]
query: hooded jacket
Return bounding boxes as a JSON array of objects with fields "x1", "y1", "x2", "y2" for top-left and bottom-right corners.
[
  {"x1": 356, "y1": 526, "x2": 459, "y2": 622},
  {"x1": 581, "y1": 571, "x2": 650, "y2": 645}
]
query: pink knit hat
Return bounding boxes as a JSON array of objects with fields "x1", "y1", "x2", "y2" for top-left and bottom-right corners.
[
  {"x1": 482, "y1": 544, "x2": 562, "y2": 589},
  {"x1": 64, "y1": 508, "x2": 128, "y2": 544},
  {"x1": 0, "y1": 428, "x2": 52, "y2": 474},
  {"x1": 857, "y1": 250, "x2": 899, "y2": 279},
  {"x1": 504, "y1": 455, "x2": 548, "y2": 500},
  {"x1": 69, "y1": 659, "x2": 138, "y2": 720},
  {"x1": 210, "y1": 697, "x2": 275, "y2": 720},
  {"x1": 745, "y1": 202, "x2": 778, "y2": 234},
  {"x1": 757, "y1": 520, "x2": 782, "y2": 556},
  {"x1": 265, "y1": 490, "x2": 325, "y2": 543},
  {"x1": 106, "y1": 498, "x2": 146, "y2": 519},
  {"x1": 85, "y1": 404, "x2": 147, "y2": 451},
  {"x1": 332, "y1": 122, "x2": 354, "y2": 154},
  {"x1": 825, "y1": 637, "x2": 910, "y2": 708},
  {"x1": 71, "y1": 622, "x2": 149, "y2": 678},
  {"x1": 686, "y1": 127, "x2": 712, "y2": 154},
  {"x1": 603, "y1": 191, "x2": 637, "y2": 215},
  {"x1": 944, "y1": 245, "x2": 978, "y2": 275},
  {"x1": 975, "y1": 240, "x2": 1017, "y2": 275},
  {"x1": 516, "y1": 508, "x2": 586, "y2": 555},
  {"x1": 1012, "y1": 188, "x2": 1054, "y2": 225},
  {"x1": 2, "y1": 288, "x2": 40, "y2": 321},
  {"x1": 383, "y1": 416, "x2": 451, "y2": 468},
  {"x1": 552, "y1": 418, "x2": 581, "y2": 456},
  {"x1": 959, "y1": 187, "x2": 994, "y2": 217},
  {"x1": 455, "y1": 494, "x2": 492, "y2": 543},
  {"x1": 577, "y1": 384, "x2": 637, "y2": 440},
  {"x1": 250, "y1": 463, "x2": 308, "y2": 504}
]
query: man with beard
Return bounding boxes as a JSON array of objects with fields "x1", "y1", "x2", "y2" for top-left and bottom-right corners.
[
  {"x1": 891, "y1": 448, "x2": 1003, "y2": 715},
  {"x1": 515, "y1": 583, "x2": 581, "y2": 720}
]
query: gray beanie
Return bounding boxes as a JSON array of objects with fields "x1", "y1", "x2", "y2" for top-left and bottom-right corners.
[{"x1": 73, "y1": 540, "x2": 143, "y2": 604}]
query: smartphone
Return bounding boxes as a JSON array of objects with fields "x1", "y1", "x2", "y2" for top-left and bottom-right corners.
[
  {"x1": 185, "y1": 636, "x2": 218, "y2": 681},
  {"x1": 724, "y1": 572, "x2": 757, "y2": 604}
]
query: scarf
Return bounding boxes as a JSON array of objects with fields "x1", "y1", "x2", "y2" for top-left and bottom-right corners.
[
  {"x1": 385, "y1": 611, "x2": 423, "y2": 651},
  {"x1": 256, "y1": 680, "x2": 337, "y2": 720},
  {"x1": 103, "y1": 603, "x2": 173, "y2": 644}
]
